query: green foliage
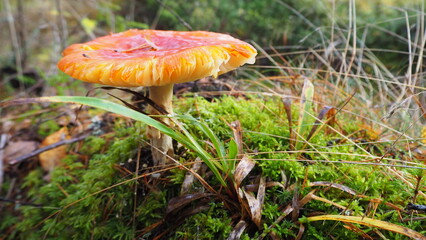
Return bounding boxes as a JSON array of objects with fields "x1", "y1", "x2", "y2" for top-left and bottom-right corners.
[
  {"x1": 79, "y1": 136, "x2": 106, "y2": 155},
  {"x1": 140, "y1": 0, "x2": 331, "y2": 46},
  {"x1": 37, "y1": 119, "x2": 60, "y2": 138},
  {"x1": 44, "y1": 72, "x2": 85, "y2": 95}
]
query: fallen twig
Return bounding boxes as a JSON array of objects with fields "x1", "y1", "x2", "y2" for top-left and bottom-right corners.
[
  {"x1": 0, "y1": 134, "x2": 8, "y2": 188},
  {"x1": 407, "y1": 203, "x2": 426, "y2": 212},
  {"x1": 9, "y1": 131, "x2": 91, "y2": 165},
  {"x1": 0, "y1": 196, "x2": 42, "y2": 207}
]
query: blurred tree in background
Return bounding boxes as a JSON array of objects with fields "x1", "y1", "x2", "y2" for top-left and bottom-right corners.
[{"x1": 0, "y1": 0, "x2": 421, "y2": 92}]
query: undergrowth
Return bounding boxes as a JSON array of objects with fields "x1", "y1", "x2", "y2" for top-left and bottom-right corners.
[{"x1": 1, "y1": 95, "x2": 424, "y2": 239}]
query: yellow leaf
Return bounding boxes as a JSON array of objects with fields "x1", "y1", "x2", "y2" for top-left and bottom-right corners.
[
  {"x1": 81, "y1": 17, "x2": 97, "y2": 37},
  {"x1": 307, "y1": 215, "x2": 426, "y2": 240},
  {"x1": 39, "y1": 127, "x2": 70, "y2": 172}
]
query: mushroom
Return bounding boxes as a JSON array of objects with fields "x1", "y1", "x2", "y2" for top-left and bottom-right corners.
[{"x1": 57, "y1": 29, "x2": 257, "y2": 166}]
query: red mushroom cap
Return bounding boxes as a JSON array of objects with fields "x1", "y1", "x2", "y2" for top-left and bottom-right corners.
[{"x1": 58, "y1": 29, "x2": 257, "y2": 87}]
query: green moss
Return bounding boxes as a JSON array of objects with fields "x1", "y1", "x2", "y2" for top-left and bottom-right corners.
[
  {"x1": 79, "y1": 136, "x2": 106, "y2": 155},
  {"x1": 171, "y1": 202, "x2": 232, "y2": 240},
  {"x1": 37, "y1": 119, "x2": 60, "y2": 138}
]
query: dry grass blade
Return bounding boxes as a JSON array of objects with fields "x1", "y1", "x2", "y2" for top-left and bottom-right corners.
[
  {"x1": 226, "y1": 220, "x2": 247, "y2": 240},
  {"x1": 99, "y1": 86, "x2": 168, "y2": 115},
  {"x1": 309, "y1": 181, "x2": 357, "y2": 195},
  {"x1": 306, "y1": 215, "x2": 426, "y2": 240},
  {"x1": 166, "y1": 192, "x2": 213, "y2": 215},
  {"x1": 0, "y1": 134, "x2": 7, "y2": 188},
  {"x1": 234, "y1": 155, "x2": 256, "y2": 187},
  {"x1": 180, "y1": 159, "x2": 202, "y2": 194},
  {"x1": 305, "y1": 106, "x2": 336, "y2": 142},
  {"x1": 229, "y1": 120, "x2": 244, "y2": 157},
  {"x1": 106, "y1": 93, "x2": 148, "y2": 115},
  {"x1": 242, "y1": 188, "x2": 261, "y2": 227},
  {"x1": 295, "y1": 223, "x2": 305, "y2": 240},
  {"x1": 311, "y1": 194, "x2": 349, "y2": 211},
  {"x1": 343, "y1": 222, "x2": 374, "y2": 240},
  {"x1": 259, "y1": 190, "x2": 316, "y2": 240}
]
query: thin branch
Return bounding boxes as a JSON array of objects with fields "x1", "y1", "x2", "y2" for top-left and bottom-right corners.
[
  {"x1": 9, "y1": 132, "x2": 91, "y2": 165},
  {"x1": 0, "y1": 134, "x2": 8, "y2": 190},
  {"x1": 3, "y1": 0, "x2": 23, "y2": 76}
]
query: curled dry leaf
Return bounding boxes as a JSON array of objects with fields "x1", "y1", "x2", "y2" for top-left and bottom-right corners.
[
  {"x1": 180, "y1": 159, "x2": 202, "y2": 194},
  {"x1": 234, "y1": 155, "x2": 255, "y2": 188},
  {"x1": 166, "y1": 192, "x2": 212, "y2": 215},
  {"x1": 229, "y1": 120, "x2": 243, "y2": 156},
  {"x1": 242, "y1": 176, "x2": 265, "y2": 228},
  {"x1": 226, "y1": 220, "x2": 247, "y2": 240},
  {"x1": 306, "y1": 106, "x2": 336, "y2": 141},
  {"x1": 39, "y1": 127, "x2": 70, "y2": 172}
]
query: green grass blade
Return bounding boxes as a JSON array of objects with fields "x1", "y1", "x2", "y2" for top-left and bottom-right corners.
[
  {"x1": 36, "y1": 96, "x2": 228, "y2": 187},
  {"x1": 176, "y1": 115, "x2": 229, "y2": 170}
]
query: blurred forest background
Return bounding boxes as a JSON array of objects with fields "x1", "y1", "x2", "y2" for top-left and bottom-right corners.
[
  {"x1": 0, "y1": 0, "x2": 423, "y2": 96},
  {"x1": 2, "y1": 0, "x2": 425, "y2": 139}
]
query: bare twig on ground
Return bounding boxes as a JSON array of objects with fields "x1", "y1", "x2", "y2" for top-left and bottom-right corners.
[
  {"x1": 0, "y1": 134, "x2": 8, "y2": 190},
  {"x1": 0, "y1": 196, "x2": 43, "y2": 208},
  {"x1": 9, "y1": 131, "x2": 91, "y2": 165}
]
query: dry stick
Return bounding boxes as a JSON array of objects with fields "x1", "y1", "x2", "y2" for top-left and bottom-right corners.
[
  {"x1": 0, "y1": 196, "x2": 46, "y2": 208},
  {"x1": 3, "y1": 0, "x2": 23, "y2": 77},
  {"x1": 341, "y1": 0, "x2": 357, "y2": 90},
  {"x1": 0, "y1": 134, "x2": 8, "y2": 190},
  {"x1": 16, "y1": 0, "x2": 27, "y2": 69},
  {"x1": 55, "y1": 0, "x2": 68, "y2": 51},
  {"x1": 9, "y1": 132, "x2": 91, "y2": 165},
  {"x1": 132, "y1": 142, "x2": 142, "y2": 232}
]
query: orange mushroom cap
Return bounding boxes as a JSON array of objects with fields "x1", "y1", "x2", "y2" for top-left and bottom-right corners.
[{"x1": 58, "y1": 29, "x2": 257, "y2": 87}]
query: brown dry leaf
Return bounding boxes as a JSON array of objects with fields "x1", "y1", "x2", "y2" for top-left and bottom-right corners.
[
  {"x1": 180, "y1": 160, "x2": 202, "y2": 194},
  {"x1": 226, "y1": 220, "x2": 247, "y2": 240},
  {"x1": 234, "y1": 155, "x2": 255, "y2": 188},
  {"x1": 306, "y1": 106, "x2": 336, "y2": 141},
  {"x1": 306, "y1": 215, "x2": 426, "y2": 240},
  {"x1": 357, "y1": 123, "x2": 381, "y2": 140},
  {"x1": 39, "y1": 127, "x2": 70, "y2": 172},
  {"x1": 229, "y1": 120, "x2": 243, "y2": 156},
  {"x1": 242, "y1": 176, "x2": 265, "y2": 228},
  {"x1": 166, "y1": 192, "x2": 212, "y2": 215},
  {"x1": 4, "y1": 140, "x2": 39, "y2": 164}
]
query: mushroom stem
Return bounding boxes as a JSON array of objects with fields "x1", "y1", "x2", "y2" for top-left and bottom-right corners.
[{"x1": 147, "y1": 84, "x2": 174, "y2": 166}]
